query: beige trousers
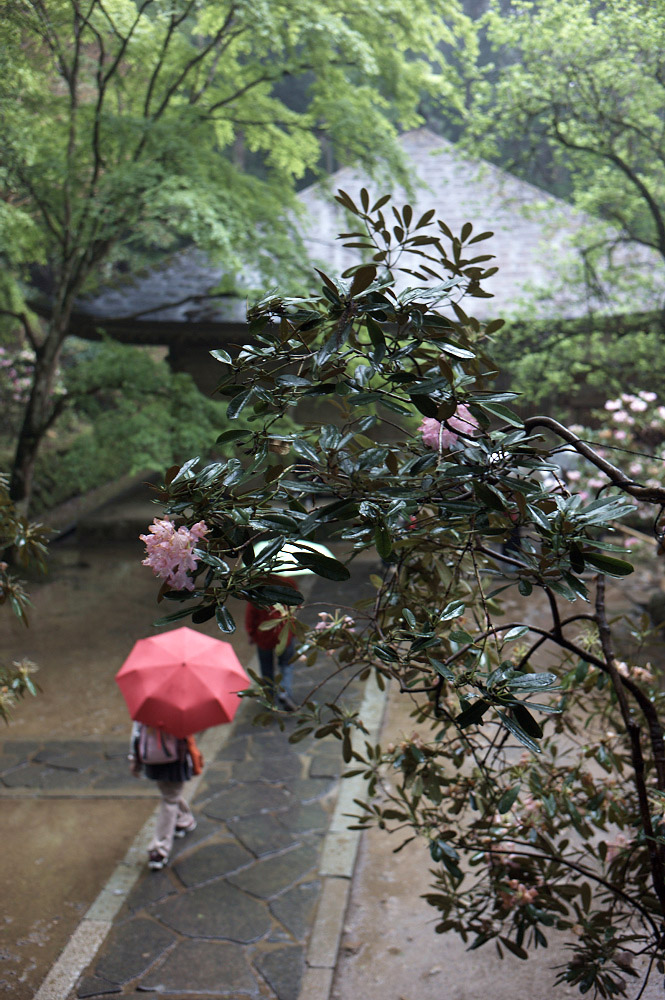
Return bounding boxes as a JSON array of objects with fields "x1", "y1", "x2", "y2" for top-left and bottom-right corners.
[{"x1": 149, "y1": 780, "x2": 195, "y2": 858}]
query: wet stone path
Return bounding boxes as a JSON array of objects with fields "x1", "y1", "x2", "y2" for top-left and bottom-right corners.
[
  {"x1": 30, "y1": 567, "x2": 376, "y2": 999},
  {"x1": 76, "y1": 717, "x2": 347, "y2": 999}
]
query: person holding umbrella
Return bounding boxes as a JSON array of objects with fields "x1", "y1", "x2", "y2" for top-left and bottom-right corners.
[
  {"x1": 128, "y1": 724, "x2": 199, "y2": 870},
  {"x1": 116, "y1": 626, "x2": 250, "y2": 871}
]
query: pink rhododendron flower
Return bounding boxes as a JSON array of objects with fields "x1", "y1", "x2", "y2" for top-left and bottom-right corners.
[
  {"x1": 606, "y1": 832, "x2": 632, "y2": 865},
  {"x1": 633, "y1": 664, "x2": 655, "y2": 684},
  {"x1": 419, "y1": 404, "x2": 478, "y2": 451},
  {"x1": 140, "y1": 518, "x2": 209, "y2": 591}
]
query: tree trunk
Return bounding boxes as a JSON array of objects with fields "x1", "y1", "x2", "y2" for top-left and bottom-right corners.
[{"x1": 9, "y1": 320, "x2": 67, "y2": 514}]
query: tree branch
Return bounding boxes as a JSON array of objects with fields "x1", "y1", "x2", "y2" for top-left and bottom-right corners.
[
  {"x1": 523, "y1": 415, "x2": 665, "y2": 504},
  {"x1": 0, "y1": 310, "x2": 41, "y2": 351},
  {"x1": 595, "y1": 577, "x2": 665, "y2": 917}
]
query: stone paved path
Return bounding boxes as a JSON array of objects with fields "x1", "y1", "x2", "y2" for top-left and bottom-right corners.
[
  {"x1": 75, "y1": 710, "x2": 347, "y2": 999},
  {"x1": 7, "y1": 566, "x2": 379, "y2": 1000}
]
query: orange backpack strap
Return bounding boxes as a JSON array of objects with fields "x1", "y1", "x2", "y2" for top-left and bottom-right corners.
[{"x1": 186, "y1": 735, "x2": 204, "y2": 775}]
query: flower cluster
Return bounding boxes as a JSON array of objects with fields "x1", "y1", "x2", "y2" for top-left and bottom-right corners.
[
  {"x1": 605, "y1": 831, "x2": 633, "y2": 865},
  {"x1": 297, "y1": 610, "x2": 358, "y2": 661},
  {"x1": 562, "y1": 391, "x2": 665, "y2": 516},
  {"x1": 0, "y1": 346, "x2": 35, "y2": 404},
  {"x1": 419, "y1": 403, "x2": 478, "y2": 451},
  {"x1": 615, "y1": 660, "x2": 654, "y2": 685},
  {"x1": 139, "y1": 518, "x2": 209, "y2": 591},
  {"x1": 314, "y1": 610, "x2": 356, "y2": 632},
  {"x1": 498, "y1": 878, "x2": 539, "y2": 909}
]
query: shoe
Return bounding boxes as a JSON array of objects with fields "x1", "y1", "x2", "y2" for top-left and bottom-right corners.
[
  {"x1": 148, "y1": 849, "x2": 168, "y2": 871},
  {"x1": 278, "y1": 694, "x2": 297, "y2": 712},
  {"x1": 174, "y1": 819, "x2": 197, "y2": 839}
]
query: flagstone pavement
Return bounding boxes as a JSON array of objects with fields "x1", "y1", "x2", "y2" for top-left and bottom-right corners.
[{"x1": 1, "y1": 567, "x2": 383, "y2": 999}]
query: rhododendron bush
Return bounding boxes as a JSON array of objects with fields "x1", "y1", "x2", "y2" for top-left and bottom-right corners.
[{"x1": 143, "y1": 194, "x2": 665, "y2": 998}]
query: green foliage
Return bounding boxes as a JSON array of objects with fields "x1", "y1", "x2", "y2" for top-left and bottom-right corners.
[
  {"x1": 1, "y1": 0, "x2": 474, "y2": 508},
  {"x1": 492, "y1": 322, "x2": 665, "y2": 411},
  {"x1": 29, "y1": 340, "x2": 261, "y2": 512},
  {"x1": 466, "y1": 0, "x2": 665, "y2": 305},
  {"x1": 142, "y1": 193, "x2": 665, "y2": 995},
  {"x1": 1, "y1": 0, "x2": 473, "y2": 289},
  {"x1": 0, "y1": 473, "x2": 47, "y2": 722}
]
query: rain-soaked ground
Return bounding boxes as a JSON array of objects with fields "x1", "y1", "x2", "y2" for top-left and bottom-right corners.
[
  {"x1": 2, "y1": 510, "x2": 665, "y2": 999},
  {"x1": 0, "y1": 522, "x2": 256, "y2": 999}
]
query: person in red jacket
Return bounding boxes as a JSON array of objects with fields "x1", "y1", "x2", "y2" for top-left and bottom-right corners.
[{"x1": 245, "y1": 576, "x2": 299, "y2": 711}]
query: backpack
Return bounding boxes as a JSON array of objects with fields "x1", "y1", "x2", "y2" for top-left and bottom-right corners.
[{"x1": 138, "y1": 725, "x2": 180, "y2": 765}]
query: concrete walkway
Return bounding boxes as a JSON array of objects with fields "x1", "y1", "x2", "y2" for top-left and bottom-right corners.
[{"x1": 10, "y1": 566, "x2": 386, "y2": 1000}]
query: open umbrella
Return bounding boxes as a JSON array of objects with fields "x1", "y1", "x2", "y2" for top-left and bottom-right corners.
[
  {"x1": 116, "y1": 626, "x2": 249, "y2": 738},
  {"x1": 253, "y1": 539, "x2": 335, "y2": 576}
]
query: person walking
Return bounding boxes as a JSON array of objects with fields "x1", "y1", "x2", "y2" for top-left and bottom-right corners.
[
  {"x1": 128, "y1": 723, "x2": 202, "y2": 870},
  {"x1": 245, "y1": 575, "x2": 299, "y2": 711}
]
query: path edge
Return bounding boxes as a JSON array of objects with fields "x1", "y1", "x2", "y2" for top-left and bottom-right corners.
[
  {"x1": 34, "y1": 672, "x2": 388, "y2": 1000},
  {"x1": 298, "y1": 673, "x2": 388, "y2": 1000},
  {"x1": 33, "y1": 722, "x2": 233, "y2": 1000}
]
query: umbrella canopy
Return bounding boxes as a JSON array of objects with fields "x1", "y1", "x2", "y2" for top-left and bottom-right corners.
[
  {"x1": 116, "y1": 626, "x2": 249, "y2": 738},
  {"x1": 253, "y1": 540, "x2": 335, "y2": 576}
]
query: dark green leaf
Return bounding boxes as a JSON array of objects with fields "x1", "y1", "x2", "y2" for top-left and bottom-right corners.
[
  {"x1": 375, "y1": 522, "x2": 392, "y2": 560},
  {"x1": 506, "y1": 672, "x2": 558, "y2": 691},
  {"x1": 429, "y1": 658, "x2": 455, "y2": 682},
  {"x1": 439, "y1": 342, "x2": 476, "y2": 359},
  {"x1": 582, "y1": 552, "x2": 634, "y2": 577},
  {"x1": 249, "y1": 584, "x2": 303, "y2": 606},
  {"x1": 294, "y1": 551, "x2": 351, "y2": 580},
  {"x1": 153, "y1": 605, "x2": 198, "y2": 626},
  {"x1": 254, "y1": 537, "x2": 286, "y2": 565},
  {"x1": 526, "y1": 504, "x2": 552, "y2": 532},
  {"x1": 480, "y1": 401, "x2": 523, "y2": 427},
  {"x1": 498, "y1": 784, "x2": 521, "y2": 814},
  {"x1": 349, "y1": 264, "x2": 377, "y2": 296},
  {"x1": 497, "y1": 710, "x2": 542, "y2": 753},
  {"x1": 512, "y1": 703, "x2": 544, "y2": 739},
  {"x1": 170, "y1": 457, "x2": 199, "y2": 484},
  {"x1": 292, "y1": 439, "x2": 320, "y2": 465},
  {"x1": 412, "y1": 394, "x2": 439, "y2": 417},
  {"x1": 216, "y1": 428, "x2": 251, "y2": 445},
  {"x1": 191, "y1": 603, "x2": 216, "y2": 624},
  {"x1": 216, "y1": 605, "x2": 236, "y2": 633},
  {"x1": 314, "y1": 267, "x2": 342, "y2": 300},
  {"x1": 373, "y1": 644, "x2": 399, "y2": 662},
  {"x1": 455, "y1": 699, "x2": 490, "y2": 728},
  {"x1": 227, "y1": 388, "x2": 253, "y2": 419},
  {"x1": 275, "y1": 374, "x2": 312, "y2": 387},
  {"x1": 500, "y1": 937, "x2": 528, "y2": 960},
  {"x1": 402, "y1": 608, "x2": 417, "y2": 628},
  {"x1": 503, "y1": 625, "x2": 529, "y2": 641},
  {"x1": 210, "y1": 348, "x2": 232, "y2": 364},
  {"x1": 449, "y1": 629, "x2": 474, "y2": 643}
]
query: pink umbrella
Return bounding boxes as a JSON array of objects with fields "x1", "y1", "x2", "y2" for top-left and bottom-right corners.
[{"x1": 116, "y1": 626, "x2": 249, "y2": 738}]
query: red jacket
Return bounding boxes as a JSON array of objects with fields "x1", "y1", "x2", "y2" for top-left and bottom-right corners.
[{"x1": 245, "y1": 577, "x2": 298, "y2": 650}]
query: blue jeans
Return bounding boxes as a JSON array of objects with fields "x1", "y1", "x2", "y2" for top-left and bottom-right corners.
[{"x1": 257, "y1": 640, "x2": 295, "y2": 699}]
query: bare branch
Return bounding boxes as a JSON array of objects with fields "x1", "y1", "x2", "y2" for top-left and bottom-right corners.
[
  {"x1": 596, "y1": 578, "x2": 665, "y2": 913},
  {"x1": 523, "y1": 415, "x2": 665, "y2": 504}
]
